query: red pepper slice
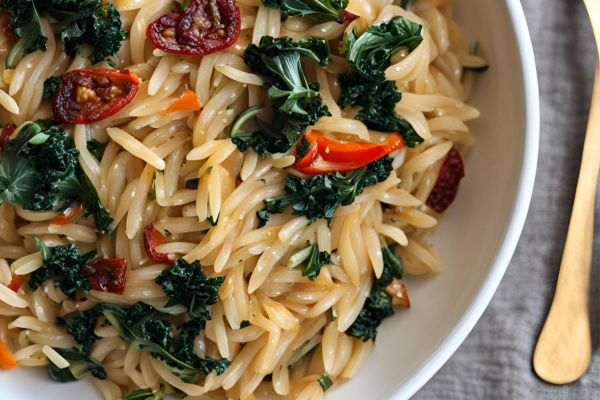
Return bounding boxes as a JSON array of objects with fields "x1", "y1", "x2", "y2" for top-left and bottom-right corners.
[
  {"x1": 7, "y1": 273, "x2": 27, "y2": 292},
  {"x1": 340, "y1": 9, "x2": 360, "y2": 24},
  {"x1": 51, "y1": 205, "x2": 81, "y2": 226},
  {"x1": 0, "y1": 123, "x2": 15, "y2": 150},
  {"x1": 0, "y1": 13, "x2": 18, "y2": 43},
  {"x1": 294, "y1": 131, "x2": 404, "y2": 175},
  {"x1": 52, "y1": 69, "x2": 140, "y2": 124},
  {"x1": 146, "y1": 0, "x2": 241, "y2": 56},
  {"x1": 80, "y1": 258, "x2": 128, "y2": 295},
  {"x1": 144, "y1": 223, "x2": 177, "y2": 264},
  {"x1": 426, "y1": 148, "x2": 465, "y2": 213}
]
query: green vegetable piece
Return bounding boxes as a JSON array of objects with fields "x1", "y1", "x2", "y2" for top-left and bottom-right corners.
[
  {"x1": 262, "y1": 0, "x2": 349, "y2": 24},
  {"x1": 259, "y1": 156, "x2": 393, "y2": 226},
  {"x1": 289, "y1": 244, "x2": 333, "y2": 281},
  {"x1": 47, "y1": 346, "x2": 106, "y2": 382},
  {"x1": 43, "y1": 76, "x2": 61, "y2": 99},
  {"x1": 344, "y1": 16, "x2": 423, "y2": 80},
  {"x1": 240, "y1": 320, "x2": 251, "y2": 329},
  {"x1": 318, "y1": 371, "x2": 333, "y2": 391},
  {"x1": 185, "y1": 178, "x2": 200, "y2": 189},
  {"x1": 155, "y1": 258, "x2": 224, "y2": 321},
  {"x1": 0, "y1": 121, "x2": 113, "y2": 232},
  {"x1": 0, "y1": 0, "x2": 127, "y2": 63},
  {"x1": 346, "y1": 243, "x2": 404, "y2": 342},
  {"x1": 29, "y1": 240, "x2": 97, "y2": 297},
  {"x1": 87, "y1": 139, "x2": 110, "y2": 161},
  {"x1": 124, "y1": 389, "x2": 155, "y2": 400},
  {"x1": 230, "y1": 104, "x2": 266, "y2": 137},
  {"x1": 237, "y1": 36, "x2": 330, "y2": 156}
]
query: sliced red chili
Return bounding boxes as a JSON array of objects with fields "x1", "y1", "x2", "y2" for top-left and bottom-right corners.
[
  {"x1": 144, "y1": 223, "x2": 177, "y2": 264},
  {"x1": 80, "y1": 258, "x2": 128, "y2": 295},
  {"x1": 1, "y1": 13, "x2": 18, "y2": 43},
  {"x1": 146, "y1": 0, "x2": 241, "y2": 56},
  {"x1": 294, "y1": 131, "x2": 404, "y2": 175},
  {"x1": 52, "y1": 69, "x2": 140, "y2": 124},
  {"x1": 7, "y1": 273, "x2": 27, "y2": 292},
  {"x1": 51, "y1": 205, "x2": 81, "y2": 226},
  {"x1": 426, "y1": 148, "x2": 465, "y2": 213},
  {"x1": 0, "y1": 123, "x2": 15, "y2": 149},
  {"x1": 340, "y1": 9, "x2": 360, "y2": 24}
]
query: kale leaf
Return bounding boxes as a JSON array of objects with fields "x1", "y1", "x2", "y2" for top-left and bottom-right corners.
[
  {"x1": 47, "y1": 346, "x2": 106, "y2": 382},
  {"x1": 155, "y1": 258, "x2": 224, "y2": 322},
  {"x1": 244, "y1": 36, "x2": 331, "y2": 69},
  {"x1": 43, "y1": 76, "x2": 61, "y2": 99},
  {"x1": 290, "y1": 244, "x2": 333, "y2": 281},
  {"x1": 29, "y1": 238, "x2": 97, "y2": 297},
  {"x1": 57, "y1": 309, "x2": 101, "y2": 354},
  {"x1": 259, "y1": 156, "x2": 393, "y2": 225},
  {"x1": 0, "y1": 0, "x2": 126, "y2": 62},
  {"x1": 0, "y1": 121, "x2": 113, "y2": 232},
  {"x1": 262, "y1": 0, "x2": 349, "y2": 24},
  {"x1": 338, "y1": 75, "x2": 423, "y2": 147},
  {"x1": 87, "y1": 139, "x2": 109, "y2": 162},
  {"x1": 236, "y1": 36, "x2": 331, "y2": 156},
  {"x1": 346, "y1": 243, "x2": 403, "y2": 342},
  {"x1": 344, "y1": 16, "x2": 423, "y2": 80},
  {"x1": 338, "y1": 16, "x2": 424, "y2": 147}
]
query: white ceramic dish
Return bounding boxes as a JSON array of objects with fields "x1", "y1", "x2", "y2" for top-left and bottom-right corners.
[{"x1": 0, "y1": 0, "x2": 539, "y2": 398}]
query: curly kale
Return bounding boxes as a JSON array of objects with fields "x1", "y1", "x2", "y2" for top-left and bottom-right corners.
[
  {"x1": 346, "y1": 243, "x2": 404, "y2": 342},
  {"x1": 344, "y1": 16, "x2": 423, "y2": 80},
  {"x1": 338, "y1": 75, "x2": 423, "y2": 147},
  {"x1": 262, "y1": 0, "x2": 350, "y2": 24},
  {"x1": 0, "y1": 0, "x2": 126, "y2": 62},
  {"x1": 29, "y1": 238, "x2": 97, "y2": 297},
  {"x1": 235, "y1": 36, "x2": 331, "y2": 156},
  {"x1": 338, "y1": 16, "x2": 425, "y2": 147},
  {"x1": 86, "y1": 139, "x2": 110, "y2": 162},
  {"x1": 258, "y1": 156, "x2": 393, "y2": 226},
  {"x1": 155, "y1": 258, "x2": 224, "y2": 322},
  {"x1": 0, "y1": 121, "x2": 113, "y2": 232},
  {"x1": 43, "y1": 76, "x2": 61, "y2": 99}
]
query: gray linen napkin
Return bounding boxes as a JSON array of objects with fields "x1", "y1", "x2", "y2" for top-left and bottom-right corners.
[{"x1": 414, "y1": 1, "x2": 600, "y2": 399}]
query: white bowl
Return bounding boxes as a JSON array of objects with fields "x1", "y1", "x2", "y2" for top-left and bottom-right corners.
[{"x1": 0, "y1": 0, "x2": 539, "y2": 398}]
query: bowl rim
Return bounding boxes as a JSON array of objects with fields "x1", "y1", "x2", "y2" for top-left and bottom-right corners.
[{"x1": 389, "y1": 0, "x2": 540, "y2": 398}]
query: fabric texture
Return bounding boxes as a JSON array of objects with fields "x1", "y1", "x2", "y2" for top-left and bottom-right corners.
[{"x1": 414, "y1": 1, "x2": 600, "y2": 399}]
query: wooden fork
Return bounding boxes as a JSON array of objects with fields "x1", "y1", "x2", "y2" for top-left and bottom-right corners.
[{"x1": 532, "y1": 0, "x2": 600, "y2": 385}]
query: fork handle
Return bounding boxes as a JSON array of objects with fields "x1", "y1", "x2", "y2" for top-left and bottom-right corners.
[{"x1": 532, "y1": 62, "x2": 600, "y2": 384}]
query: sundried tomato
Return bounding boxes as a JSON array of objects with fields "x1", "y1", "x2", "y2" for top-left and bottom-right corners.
[
  {"x1": 80, "y1": 258, "x2": 128, "y2": 295},
  {"x1": 426, "y1": 148, "x2": 465, "y2": 213},
  {"x1": 146, "y1": 0, "x2": 241, "y2": 56},
  {"x1": 52, "y1": 69, "x2": 140, "y2": 124}
]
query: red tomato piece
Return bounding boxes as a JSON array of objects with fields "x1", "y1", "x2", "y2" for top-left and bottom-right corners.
[
  {"x1": 340, "y1": 9, "x2": 360, "y2": 24},
  {"x1": 0, "y1": 123, "x2": 15, "y2": 149},
  {"x1": 52, "y1": 69, "x2": 140, "y2": 124},
  {"x1": 426, "y1": 148, "x2": 465, "y2": 213},
  {"x1": 144, "y1": 223, "x2": 177, "y2": 264},
  {"x1": 294, "y1": 131, "x2": 404, "y2": 175},
  {"x1": 80, "y1": 258, "x2": 128, "y2": 295},
  {"x1": 146, "y1": 0, "x2": 241, "y2": 56},
  {"x1": 0, "y1": 13, "x2": 18, "y2": 43}
]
